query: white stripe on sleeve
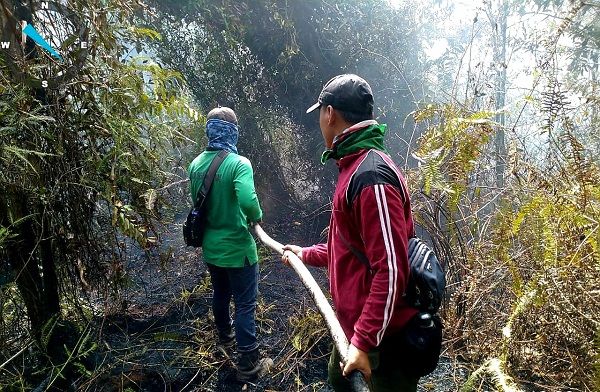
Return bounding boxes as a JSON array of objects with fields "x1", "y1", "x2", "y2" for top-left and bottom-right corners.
[{"x1": 374, "y1": 184, "x2": 398, "y2": 345}]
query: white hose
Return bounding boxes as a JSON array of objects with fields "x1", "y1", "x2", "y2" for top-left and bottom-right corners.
[{"x1": 253, "y1": 224, "x2": 370, "y2": 391}]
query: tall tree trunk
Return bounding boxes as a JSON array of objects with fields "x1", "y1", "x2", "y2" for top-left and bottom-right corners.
[
  {"x1": 494, "y1": 0, "x2": 508, "y2": 188},
  {"x1": 4, "y1": 190, "x2": 61, "y2": 341}
]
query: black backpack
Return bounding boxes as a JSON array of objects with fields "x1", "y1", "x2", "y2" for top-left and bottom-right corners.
[
  {"x1": 339, "y1": 231, "x2": 445, "y2": 313},
  {"x1": 405, "y1": 237, "x2": 445, "y2": 313},
  {"x1": 183, "y1": 150, "x2": 229, "y2": 247}
]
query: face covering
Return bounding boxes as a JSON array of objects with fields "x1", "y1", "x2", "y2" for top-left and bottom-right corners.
[{"x1": 206, "y1": 118, "x2": 239, "y2": 154}]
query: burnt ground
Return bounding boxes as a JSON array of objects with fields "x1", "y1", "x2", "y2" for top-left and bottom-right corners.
[{"x1": 82, "y1": 218, "x2": 467, "y2": 392}]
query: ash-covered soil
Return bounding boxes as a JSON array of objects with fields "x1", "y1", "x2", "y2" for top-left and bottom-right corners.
[{"x1": 86, "y1": 218, "x2": 466, "y2": 391}]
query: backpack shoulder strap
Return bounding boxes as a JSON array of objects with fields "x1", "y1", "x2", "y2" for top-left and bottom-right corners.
[
  {"x1": 195, "y1": 150, "x2": 229, "y2": 207},
  {"x1": 337, "y1": 228, "x2": 371, "y2": 271},
  {"x1": 370, "y1": 150, "x2": 417, "y2": 238}
]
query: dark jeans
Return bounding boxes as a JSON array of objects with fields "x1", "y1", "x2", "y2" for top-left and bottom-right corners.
[
  {"x1": 206, "y1": 261, "x2": 259, "y2": 353},
  {"x1": 328, "y1": 345, "x2": 419, "y2": 392}
]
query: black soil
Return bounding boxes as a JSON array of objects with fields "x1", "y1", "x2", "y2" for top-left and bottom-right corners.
[{"x1": 84, "y1": 219, "x2": 465, "y2": 391}]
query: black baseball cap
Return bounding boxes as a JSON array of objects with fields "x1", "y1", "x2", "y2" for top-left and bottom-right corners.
[{"x1": 306, "y1": 74, "x2": 374, "y2": 114}]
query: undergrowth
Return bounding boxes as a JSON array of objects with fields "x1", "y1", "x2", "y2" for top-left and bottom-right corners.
[{"x1": 411, "y1": 102, "x2": 600, "y2": 391}]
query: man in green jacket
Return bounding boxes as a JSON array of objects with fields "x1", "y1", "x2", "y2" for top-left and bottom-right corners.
[{"x1": 188, "y1": 107, "x2": 269, "y2": 381}]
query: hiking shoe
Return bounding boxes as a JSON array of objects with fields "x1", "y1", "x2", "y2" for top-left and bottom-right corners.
[{"x1": 236, "y1": 348, "x2": 273, "y2": 382}]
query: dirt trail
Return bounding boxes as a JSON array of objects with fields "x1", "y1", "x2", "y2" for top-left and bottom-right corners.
[{"x1": 87, "y1": 221, "x2": 465, "y2": 391}]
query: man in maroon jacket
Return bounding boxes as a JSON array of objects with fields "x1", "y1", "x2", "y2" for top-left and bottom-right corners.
[{"x1": 283, "y1": 74, "x2": 419, "y2": 391}]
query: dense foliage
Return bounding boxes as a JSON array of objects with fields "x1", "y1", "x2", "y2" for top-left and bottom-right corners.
[
  {"x1": 407, "y1": 1, "x2": 600, "y2": 390},
  {"x1": 1, "y1": 0, "x2": 197, "y2": 388}
]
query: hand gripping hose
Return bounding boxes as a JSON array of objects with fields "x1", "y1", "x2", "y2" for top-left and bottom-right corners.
[{"x1": 253, "y1": 224, "x2": 370, "y2": 392}]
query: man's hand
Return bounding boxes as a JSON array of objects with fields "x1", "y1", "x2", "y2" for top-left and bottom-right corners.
[
  {"x1": 281, "y1": 244, "x2": 303, "y2": 265},
  {"x1": 342, "y1": 344, "x2": 371, "y2": 381}
]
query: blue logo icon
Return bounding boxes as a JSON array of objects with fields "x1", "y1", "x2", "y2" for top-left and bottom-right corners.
[{"x1": 21, "y1": 23, "x2": 62, "y2": 61}]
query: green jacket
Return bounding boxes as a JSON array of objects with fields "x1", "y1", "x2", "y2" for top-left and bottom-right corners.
[{"x1": 187, "y1": 150, "x2": 263, "y2": 267}]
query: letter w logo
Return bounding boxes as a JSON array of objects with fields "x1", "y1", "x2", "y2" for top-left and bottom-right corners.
[{"x1": 1, "y1": 41, "x2": 10, "y2": 49}]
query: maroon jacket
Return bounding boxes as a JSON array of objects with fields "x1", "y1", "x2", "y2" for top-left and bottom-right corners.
[{"x1": 303, "y1": 132, "x2": 417, "y2": 352}]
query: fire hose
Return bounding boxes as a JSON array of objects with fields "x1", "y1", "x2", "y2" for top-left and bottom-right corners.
[{"x1": 253, "y1": 224, "x2": 371, "y2": 392}]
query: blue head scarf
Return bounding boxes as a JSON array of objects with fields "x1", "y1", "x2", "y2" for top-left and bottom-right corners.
[{"x1": 206, "y1": 118, "x2": 239, "y2": 154}]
